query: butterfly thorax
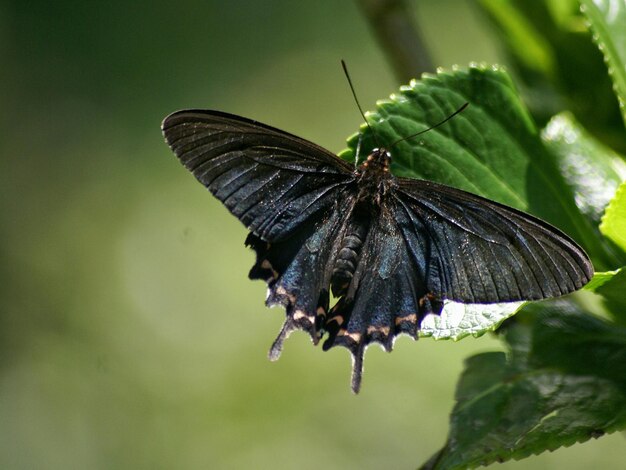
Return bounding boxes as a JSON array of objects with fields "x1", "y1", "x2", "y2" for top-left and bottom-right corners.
[{"x1": 356, "y1": 148, "x2": 395, "y2": 204}]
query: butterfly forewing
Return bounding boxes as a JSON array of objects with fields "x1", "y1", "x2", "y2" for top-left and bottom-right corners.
[
  {"x1": 162, "y1": 110, "x2": 355, "y2": 242},
  {"x1": 394, "y1": 178, "x2": 593, "y2": 303}
]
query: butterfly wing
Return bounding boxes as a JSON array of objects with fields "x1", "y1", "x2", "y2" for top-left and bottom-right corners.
[
  {"x1": 320, "y1": 179, "x2": 593, "y2": 392},
  {"x1": 320, "y1": 206, "x2": 426, "y2": 392},
  {"x1": 245, "y1": 200, "x2": 355, "y2": 360},
  {"x1": 162, "y1": 110, "x2": 356, "y2": 241},
  {"x1": 394, "y1": 178, "x2": 594, "y2": 303}
]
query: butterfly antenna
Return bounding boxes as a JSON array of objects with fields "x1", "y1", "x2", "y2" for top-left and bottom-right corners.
[
  {"x1": 341, "y1": 60, "x2": 382, "y2": 150},
  {"x1": 389, "y1": 102, "x2": 469, "y2": 149}
]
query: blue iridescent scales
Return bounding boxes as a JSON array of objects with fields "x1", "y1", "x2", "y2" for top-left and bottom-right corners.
[{"x1": 162, "y1": 110, "x2": 593, "y2": 393}]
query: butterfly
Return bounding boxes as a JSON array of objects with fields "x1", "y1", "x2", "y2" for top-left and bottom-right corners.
[{"x1": 161, "y1": 107, "x2": 593, "y2": 393}]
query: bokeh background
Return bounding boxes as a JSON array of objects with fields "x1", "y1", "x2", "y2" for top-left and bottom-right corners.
[{"x1": 2, "y1": 1, "x2": 624, "y2": 468}]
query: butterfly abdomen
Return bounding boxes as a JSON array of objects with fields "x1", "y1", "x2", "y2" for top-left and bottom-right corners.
[{"x1": 331, "y1": 215, "x2": 369, "y2": 297}]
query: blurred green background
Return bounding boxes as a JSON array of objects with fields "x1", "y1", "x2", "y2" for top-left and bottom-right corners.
[{"x1": 2, "y1": 1, "x2": 623, "y2": 468}]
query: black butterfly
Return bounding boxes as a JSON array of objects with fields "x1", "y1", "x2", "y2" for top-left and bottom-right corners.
[{"x1": 162, "y1": 109, "x2": 593, "y2": 393}]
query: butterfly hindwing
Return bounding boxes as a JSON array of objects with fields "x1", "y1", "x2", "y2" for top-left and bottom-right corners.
[
  {"x1": 162, "y1": 110, "x2": 355, "y2": 242},
  {"x1": 322, "y1": 206, "x2": 430, "y2": 392},
  {"x1": 317, "y1": 178, "x2": 593, "y2": 392},
  {"x1": 246, "y1": 199, "x2": 354, "y2": 358}
]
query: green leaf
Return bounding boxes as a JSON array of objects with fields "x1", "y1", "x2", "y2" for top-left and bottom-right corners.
[
  {"x1": 541, "y1": 112, "x2": 626, "y2": 268},
  {"x1": 476, "y1": 0, "x2": 624, "y2": 153},
  {"x1": 596, "y1": 268, "x2": 626, "y2": 323},
  {"x1": 584, "y1": 269, "x2": 621, "y2": 291},
  {"x1": 339, "y1": 66, "x2": 604, "y2": 266},
  {"x1": 341, "y1": 66, "x2": 535, "y2": 211},
  {"x1": 600, "y1": 180, "x2": 626, "y2": 253},
  {"x1": 580, "y1": 0, "x2": 626, "y2": 128},
  {"x1": 422, "y1": 301, "x2": 626, "y2": 469},
  {"x1": 586, "y1": 267, "x2": 626, "y2": 324},
  {"x1": 542, "y1": 112, "x2": 626, "y2": 225},
  {"x1": 476, "y1": 0, "x2": 557, "y2": 77}
]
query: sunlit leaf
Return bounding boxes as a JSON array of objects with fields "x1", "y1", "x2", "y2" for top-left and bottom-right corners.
[
  {"x1": 419, "y1": 301, "x2": 524, "y2": 340},
  {"x1": 542, "y1": 112, "x2": 626, "y2": 225},
  {"x1": 541, "y1": 112, "x2": 626, "y2": 268},
  {"x1": 593, "y1": 267, "x2": 626, "y2": 324},
  {"x1": 600, "y1": 180, "x2": 626, "y2": 253},
  {"x1": 584, "y1": 268, "x2": 621, "y2": 291}
]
